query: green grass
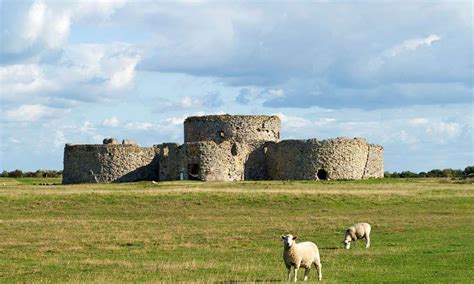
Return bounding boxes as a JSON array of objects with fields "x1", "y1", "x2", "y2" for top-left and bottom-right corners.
[{"x1": 0, "y1": 178, "x2": 473, "y2": 282}]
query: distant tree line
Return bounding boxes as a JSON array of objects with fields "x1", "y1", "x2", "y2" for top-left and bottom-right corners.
[
  {"x1": 2, "y1": 167, "x2": 473, "y2": 179},
  {"x1": 1, "y1": 169, "x2": 62, "y2": 178},
  {"x1": 384, "y1": 166, "x2": 474, "y2": 179}
]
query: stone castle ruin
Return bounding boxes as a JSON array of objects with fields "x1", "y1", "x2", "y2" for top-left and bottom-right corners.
[{"x1": 62, "y1": 115, "x2": 384, "y2": 184}]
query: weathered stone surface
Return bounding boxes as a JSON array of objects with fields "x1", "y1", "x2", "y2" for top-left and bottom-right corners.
[
  {"x1": 63, "y1": 144, "x2": 159, "y2": 184},
  {"x1": 122, "y1": 139, "x2": 137, "y2": 145},
  {"x1": 184, "y1": 115, "x2": 281, "y2": 143},
  {"x1": 103, "y1": 138, "x2": 118, "y2": 145},
  {"x1": 185, "y1": 141, "x2": 246, "y2": 181},
  {"x1": 63, "y1": 115, "x2": 384, "y2": 184},
  {"x1": 266, "y1": 137, "x2": 383, "y2": 180},
  {"x1": 363, "y1": 144, "x2": 384, "y2": 178},
  {"x1": 157, "y1": 143, "x2": 186, "y2": 181},
  {"x1": 183, "y1": 115, "x2": 280, "y2": 181}
]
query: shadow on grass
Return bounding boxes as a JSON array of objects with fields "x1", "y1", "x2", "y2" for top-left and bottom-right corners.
[{"x1": 220, "y1": 280, "x2": 281, "y2": 283}]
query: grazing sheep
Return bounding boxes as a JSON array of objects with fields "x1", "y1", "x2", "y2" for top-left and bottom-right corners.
[
  {"x1": 281, "y1": 234, "x2": 322, "y2": 282},
  {"x1": 343, "y1": 223, "x2": 371, "y2": 249}
]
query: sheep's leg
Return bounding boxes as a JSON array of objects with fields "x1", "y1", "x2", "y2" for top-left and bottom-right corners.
[
  {"x1": 294, "y1": 267, "x2": 298, "y2": 283},
  {"x1": 314, "y1": 261, "x2": 322, "y2": 281},
  {"x1": 366, "y1": 235, "x2": 370, "y2": 248},
  {"x1": 286, "y1": 266, "x2": 291, "y2": 281},
  {"x1": 317, "y1": 264, "x2": 322, "y2": 281},
  {"x1": 303, "y1": 268, "x2": 309, "y2": 281}
]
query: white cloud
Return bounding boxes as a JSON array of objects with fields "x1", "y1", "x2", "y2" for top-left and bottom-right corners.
[
  {"x1": 5, "y1": 1, "x2": 72, "y2": 53},
  {"x1": 409, "y1": 117, "x2": 429, "y2": 125},
  {"x1": 0, "y1": 64, "x2": 56, "y2": 98},
  {"x1": 56, "y1": 43, "x2": 141, "y2": 93},
  {"x1": 81, "y1": 121, "x2": 95, "y2": 130},
  {"x1": 73, "y1": 0, "x2": 127, "y2": 22},
  {"x1": 102, "y1": 116, "x2": 121, "y2": 127},
  {"x1": 1, "y1": 0, "x2": 126, "y2": 55},
  {"x1": 124, "y1": 122, "x2": 155, "y2": 131},
  {"x1": 268, "y1": 89, "x2": 285, "y2": 98},
  {"x1": 4, "y1": 104, "x2": 67, "y2": 122},
  {"x1": 426, "y1": 122, "x2": 463, "y2": 141},
  {"x1": 396, "y1": 130, "x2": 419, "y2": 145},
  {"x1": 384, "y1": 35, "x2": 441, "y2": 57},
  {"x1": 165, "y1": 116, "x2": 187, "y2": 126},
  {"x1": 53, "y1": 130, "x2": 66, "y2": 148},
  {"x1": 155, "y1": 93, "x2": 223, "y2": 112},
  {"x1": 8, "y1": 137, "x2": 22, "y2": 144},
  {"x1": 314, "y1": 118, "x2": 336, "y2": 127},
  {"x1": 1, "y1": 43, "x2": 141, "y2": 105},
  {"x1": 179, "y1": 96, "x2": 200, "y2": 108},
  {"x1": 276, "y1": 113, "x2": 313, "y2": 129}
]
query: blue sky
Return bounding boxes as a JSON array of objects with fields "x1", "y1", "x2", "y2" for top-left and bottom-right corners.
[{"x1": 0, "y1": 0, "x2": 472, "y2": 172}]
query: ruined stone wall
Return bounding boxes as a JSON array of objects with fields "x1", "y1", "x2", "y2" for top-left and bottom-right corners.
[
  {"x1": 183, "y1": 115, "x2": 281, "y2": 181},
  {"x1": 156, "y1": 143, "x2": 186, "y2": 181},
  {"x1": 266, "y1": 139, "x2": 321, "y2": 180},
  {"x1": 363, "y1": 144, "x2": 384, "y2": 178},
  {"x1": 184, "y1": 115, "x2": 281, "y2": 143},
  {"x1": 62, "y1": 115, "x2": 384, "y2": 183},
  {"x1": 63, "y1": 144, "x2": 159, "y2": 184},
  {"x1": 266, "y1": 138, "x2": 383, "y2": 180},
  {"x1": 185, "y1": 141, "x2": 247, "y2": 181}
]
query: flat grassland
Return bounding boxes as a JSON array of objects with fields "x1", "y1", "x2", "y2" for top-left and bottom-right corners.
[{"x1": 0, "y1": 178, "x2": 472, "y2": 283}]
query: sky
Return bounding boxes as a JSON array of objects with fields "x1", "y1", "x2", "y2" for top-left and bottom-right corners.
[{"x1": 0, "y1": 0, "x2": 473, "y2": 172}]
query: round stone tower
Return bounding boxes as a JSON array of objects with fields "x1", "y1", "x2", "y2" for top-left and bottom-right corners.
[
  {"x1": 184, "y1": 115, "x2": 281, "y2": 144},
  {"x1": 183, "y1": 115, "x2": 281, "y2": 181},
  {"x1": 266, "y1": 137, "x2": 384, "y2": 180}
]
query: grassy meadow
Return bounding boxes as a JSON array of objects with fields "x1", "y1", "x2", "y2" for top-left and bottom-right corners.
[{"x1": 0, "y1": 177, "x2": 473, "y2": 283}]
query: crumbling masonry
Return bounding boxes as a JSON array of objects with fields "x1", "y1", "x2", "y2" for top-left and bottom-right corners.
[{"x1": 62, "y1": 115, "x2": 383, "y2": 184}]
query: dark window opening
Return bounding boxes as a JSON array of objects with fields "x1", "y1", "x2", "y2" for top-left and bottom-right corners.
[
  {"x1": 231, "y1": 143, "x2": 238, "y2": 156},
  {"x1": 188, "y1": 164, "x2": 200, "y2": 180},
  {"x1": 216, "y1": 130, "x2": 225, "y2": 143},
  {"x1": 317, "y1": 169, "x2": 328, "y2": 180}
]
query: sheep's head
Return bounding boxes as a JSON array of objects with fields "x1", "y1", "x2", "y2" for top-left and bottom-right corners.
[
  {"x1": 342, "y1": 234, "x2": 352, "y2": 249},
  {"x1": 343, "y1": 238, "x2": 351, "y2": 249},
  {"x1": 281, "y1": 234, "x2": 297, "y2": 248}
]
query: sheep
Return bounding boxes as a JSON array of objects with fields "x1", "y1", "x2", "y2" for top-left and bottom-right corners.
[
  {"x1": 281, "y1": 234, "x2": 322, "y2": 282},
  {"x1": 343, "y1": 223, "x2": 371, "y2": 249}
]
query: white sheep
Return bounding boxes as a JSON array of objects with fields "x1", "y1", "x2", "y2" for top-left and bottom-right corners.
[
  {"x1": 281, "y1": 234, "x2": 322, "y2": 282},
  {"x1": 343, "y1": 223, "x2": 371, "y2": 249}
]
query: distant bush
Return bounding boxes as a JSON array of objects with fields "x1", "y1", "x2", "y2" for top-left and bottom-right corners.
[
  {"x1": 463, "y1": 166, "x2": 474, "y2": 176},
  {"x1": 385, "y1": 166, "x2": 473, "y2": 179},
  {"x1": 1, "y1": 169, "x2": 62, "y2": 178}
]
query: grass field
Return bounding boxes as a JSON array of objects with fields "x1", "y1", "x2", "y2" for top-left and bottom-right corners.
[{"x1": 0, "y1": 178, "x2": 473, "y2": 283}]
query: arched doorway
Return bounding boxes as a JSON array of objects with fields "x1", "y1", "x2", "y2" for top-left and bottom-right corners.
[{"x1": 317, "y1": 169, "x2": 328, "y2": 180}]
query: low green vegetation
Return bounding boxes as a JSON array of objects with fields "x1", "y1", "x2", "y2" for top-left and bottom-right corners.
[
  {"x1": 384, "y1": 166, "x2": 474, "y2": 178},
  {"x1": 0, "y1": 178, "x2": 472, "y2": 282}
]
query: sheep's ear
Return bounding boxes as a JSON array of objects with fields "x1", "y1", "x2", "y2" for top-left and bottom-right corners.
[
  {"x1": 292, "y1": 236, "x2": 297, "y2": 240},
  {"x1": 281, "y1": 235, "x2": 285, "y2": 240}
]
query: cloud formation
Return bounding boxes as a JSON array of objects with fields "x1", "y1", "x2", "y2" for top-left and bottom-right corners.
[
  {"x1": 0, "y1": 1, "x2": 472, "y2": 172},
  {"x1": 384, "y1": 35, "x2": 442, "y2": 57},
  {"x1": 4, "y1": 104, "x2": 69, "y2": 122}
]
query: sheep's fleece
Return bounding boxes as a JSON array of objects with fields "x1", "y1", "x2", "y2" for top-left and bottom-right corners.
[
  {"x1": 343, "y1": 223, "x2": 371, "y2": 249},
  {"x1": 281, "y1": 234, "x2": 322, "y2": 282}
]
